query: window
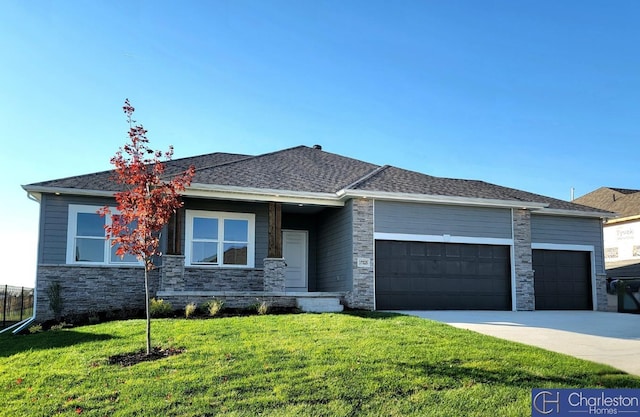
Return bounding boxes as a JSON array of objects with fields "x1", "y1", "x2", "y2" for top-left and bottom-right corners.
[
  {"x1": 185, "y1": 210, "x2": 255, "y2": 267},
  {"x1": 67, "y1": 205, "x2": 140, "y2": 265}
]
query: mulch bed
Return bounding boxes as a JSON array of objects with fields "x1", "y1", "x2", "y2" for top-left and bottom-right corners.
[{"x1": 108, "y1": 346, "x2": 185, "y2": 367}]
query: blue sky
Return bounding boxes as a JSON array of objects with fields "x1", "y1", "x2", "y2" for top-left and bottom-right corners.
[{"x1": 1, "y1": 1, "x2": 638, "y2": 287}]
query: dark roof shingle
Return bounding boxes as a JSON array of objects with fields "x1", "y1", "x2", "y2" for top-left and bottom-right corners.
[
  {"x1": 26, "y1": 145, "x2": 608, "y2": 214},
  {"x1": 191, "y1": 146, "x2": 379, "y2": 193},
  {"x1": 351, "y1": 165, "x2": 606, "y2": 212},
  {"x1": 28, "y1": 152, "x2": 251, "y2": 192}
]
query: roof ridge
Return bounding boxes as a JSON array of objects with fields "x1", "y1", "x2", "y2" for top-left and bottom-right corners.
[
  {"x1": 609, "y1": 187, "x2": 640, "y2": 195},
  {"x1": 190, "y1": 145, "x2": 308, "y2": 174},
  {"x1": 168, "y1": 150, "x2": 250, "y2": 163},
  {"x1": 252, "y1": 145, "x2": 308, "y2": 160},
  {"x1": 191, "y1": 155, "x2": 255, "y2": 173},
  {"x1": 343, "y1": 164, "x2": 389, "y2": 190}
]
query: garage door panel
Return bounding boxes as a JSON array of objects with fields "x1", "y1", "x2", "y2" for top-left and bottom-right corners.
[
  {"x1": 460, "y1": 261, "x2": 478, "y2": 275},
  {"x1": 376, "y1": 241, "x2": 511, "y2": 310},
  {"x1": 409, "y1": 242, "x2": 427, "y2": 256},
  {"x1": 445, "y1": 245, "x2": 461, "y2": 258},
  {"x1": 460, "y1": 245, "x2": 478, "y2": 258},
  {"x1": 478, "y1": 261, "x2": 497, "y2": 275},
  {"x1": 533, "y1": 249, "x2": 591, "y2": 310},
  {"x1": 390, "y1": 242, "x2": 407, "y2": 257},
  {"x1": 409, "y1": 260, "x2": 427, "y2": 274}
]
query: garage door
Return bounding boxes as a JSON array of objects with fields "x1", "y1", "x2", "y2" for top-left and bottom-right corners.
[
  {"x1": 533, "y1": 250, "x2": 592, "y2": 310},
  {"x1": 375, "y1": 241, "x2": 511, "y2": 310}
]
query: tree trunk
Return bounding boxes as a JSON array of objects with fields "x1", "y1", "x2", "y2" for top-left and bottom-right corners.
[{"x1": 144, "y1": 265, "x2": 151, "y2": 355}]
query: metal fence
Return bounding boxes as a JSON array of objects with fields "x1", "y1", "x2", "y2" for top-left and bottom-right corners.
[{"x1": 0, "y1": 285, "x2": 34, "y2": 329}]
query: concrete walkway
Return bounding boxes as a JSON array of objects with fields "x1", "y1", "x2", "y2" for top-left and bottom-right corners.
[{"x1": 398, "y1": 311, "x2": 640, "y2": 376}]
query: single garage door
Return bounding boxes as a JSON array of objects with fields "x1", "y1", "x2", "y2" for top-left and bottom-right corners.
[
  {"x1": 375, "y1": 241, "x2": 511, "y2": 310},
  {"x1": 533, "y1": 250, "x2": 592, "y2": 310}
]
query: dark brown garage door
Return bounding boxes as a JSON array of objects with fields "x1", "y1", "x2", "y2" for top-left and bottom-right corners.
[
  {"x1": 533, "y1": 250, "x2": 592, "y2": 310},
  {"x1": 375, "y1": 241, "x2": 511, "y2": 310}
]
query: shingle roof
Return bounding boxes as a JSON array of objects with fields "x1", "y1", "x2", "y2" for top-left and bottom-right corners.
[
  {"x1": 25, "y1": 145, "x2": 608, "y2": 214},
  {"x1": 191, "y1": 146, "x2": 378, "y2": 193},
  {"x1": 351, "y1": 165, "x2": 604, "y2": 212},
  {"x1": 574, "y1": 187, "x2": 640, "y2": 218},
  {"x1": 27, "y1": 152, "x2": 251, "y2": 192}
]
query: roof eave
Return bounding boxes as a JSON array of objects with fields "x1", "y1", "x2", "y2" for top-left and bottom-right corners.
[
  {"x1": 534, "y1": 208, "x2": 614, "y2": 219},
  {"x1": 605, "y1": 214, "x2": 639, "y2": 224},
  {"x1": 186, "y1": 183, "x2": 344, "y2": 206},
  {"x1": 338, "y1": 189, "x2": 549, "y2": 209},
  {"x1": 23, "y1": 183, "x2": 347, "y2": 207},
  {"x1": 22, "y1": 185, "x2": 116, "y2": 198}
]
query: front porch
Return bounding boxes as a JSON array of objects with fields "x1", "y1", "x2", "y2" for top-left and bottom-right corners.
[
  {"x1": 157, "y1": 200, "x2": 366, "y2": 312},
  {"x1": 159, "y1": 254, "x2": 345, "y2": 312}
]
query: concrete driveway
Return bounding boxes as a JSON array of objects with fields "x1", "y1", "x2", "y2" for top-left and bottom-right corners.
[{"x1": 398, "y1": 311, "x2": 640, "y2": 376}]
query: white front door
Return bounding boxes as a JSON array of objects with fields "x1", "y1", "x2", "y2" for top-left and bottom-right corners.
[{"x1": 283, "y1": 230, "x2": 308, "y2": 291}]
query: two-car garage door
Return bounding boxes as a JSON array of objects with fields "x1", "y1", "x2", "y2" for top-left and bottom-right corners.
[
  {"x1": 375, "y1": 241, "x2": 593, "y2": 310},
  {"x1": 375, "y1": 241, "x2": 512, "y2": 310}
]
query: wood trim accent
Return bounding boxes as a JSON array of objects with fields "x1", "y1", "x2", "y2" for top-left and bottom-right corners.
[
  {"x1": 268, "y1": 202, "x2": 282, "y2": 258},
  {"x1": 167, "y1": 208, "x2": 184, "y2": 255}
]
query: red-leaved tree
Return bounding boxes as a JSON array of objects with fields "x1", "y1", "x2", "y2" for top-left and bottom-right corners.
[{"x1": 99, "y1": 99, "x2": 195, "y2": 355}]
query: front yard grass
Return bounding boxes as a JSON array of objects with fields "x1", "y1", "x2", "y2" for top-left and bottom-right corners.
[{"x1": 1, "y1": 312, "x2": 638, "y2": 416}]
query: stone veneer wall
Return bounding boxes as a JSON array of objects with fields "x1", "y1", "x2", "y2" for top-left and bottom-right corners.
[
  {"x1": 263, "y1": 258, "x2": 286, "y2": 292},
  {"x1": 35, "y1": 265, "x2": 157, "y2": 321},
  {"x1": 513, "y1": 209, "x2": 535, "y2": 311},
  {"x1": 159, "y1": 255, "x2": 264, "y2": 292},
  {"x1": 345, "y1": 198, "x2": 375, "y2": 310},
  {"x1": 181, "y1": 268, "x2": 263, "y2": 291},
  {"x1": 595, "y1": 273, "x2": 608, "y2": 311},
  {"x1": 161, "y1": 255, "x2": 186, "y2": 289},
  {"x1": 157, "y1": 294, "x2": 298, "y2": 310}
]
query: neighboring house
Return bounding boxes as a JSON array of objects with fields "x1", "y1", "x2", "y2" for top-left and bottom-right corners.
[
  {"x1": 24, "y1": 145, "x2": 611, "y2": 320},
  {"x1": 574, "y1": 187, "x2": 640, "y2": 278}
]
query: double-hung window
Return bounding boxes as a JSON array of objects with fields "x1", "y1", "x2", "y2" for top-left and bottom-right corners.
[
  {"x1": 185, "y1": 210, "x2": 255, "y2": 267},
  {"x1": 67, "y1": 205, "x2": 139, "y2": 265}
]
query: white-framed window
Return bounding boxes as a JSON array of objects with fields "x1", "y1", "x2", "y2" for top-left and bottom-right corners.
[
  {"x1": 185, "y1": 210, "x2": 255, "y2": 268},
  {"x1": 66, "y1": 204, "x2": 140, "y2": 265}
]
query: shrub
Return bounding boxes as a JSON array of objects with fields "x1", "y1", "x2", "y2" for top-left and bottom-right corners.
[
  {"x1": 256, "y1": 300, "x2": 269, "y2": 315},
  {"x1": 204, "y1": 299, "x2": 224, "y2": 317},
  {"x1": 88, "y1": 312, "x2": 100, "y2": 324},
  {"x1": 50, "y1": 322, "x2": 65, "y2": 331},
  {"x1": 46, "y1": 282, "x2": 63, "y2": 321},
  {"x1": 28, "y1": 324, "x2": 42, "y2": 334},
  {"x1": 149, "y1": 298, "x2": 173, "y2": 318},
  {"x1": 185, "y1": 303, "x2": 197, "y2": 318}
]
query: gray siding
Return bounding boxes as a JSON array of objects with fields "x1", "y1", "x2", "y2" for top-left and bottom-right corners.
[
  {"x1": 39, "y1": 194, "x2": 117, "y2": 264},
  {"x1": 531, "y1": 214, "x2": 605, "y2": 274},
  {"x1": 182, "y1": 198, "x2": 268, "y2": 268},
  {"x1": 39, "y1": 195, "x2": 268, "y2": 267},
  {"x1": 375, "y1": 201, "x2": 512, "y2": 239},
  {"x1": 316, "y1": 203, "x2": 352, "y2": 291}
]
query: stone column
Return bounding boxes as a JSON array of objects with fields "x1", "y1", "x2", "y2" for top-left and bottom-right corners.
[
  {"x1": 595, "y1": 272, "x2": 608, "y2": 311},
  {"x1": 161, "y1": 255, "x2": 185, "y2": 291},
  {"x1": 346, "y1": 198, "x2": 375, "y2": 310},
  {"x1": 263, "y1": 258, "x2": 286, "y2": 292},
  {"x1": 513, "y1": 209, "x2": 535, "y2": 310}
]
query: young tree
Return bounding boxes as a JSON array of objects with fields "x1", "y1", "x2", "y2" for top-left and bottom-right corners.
[{"x1": 100, "y1": 99, "x2": 195, "y2": 355}]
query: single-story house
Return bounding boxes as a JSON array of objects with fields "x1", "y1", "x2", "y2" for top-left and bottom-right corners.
[
  {"x1": 24, "y1": 145, "x2": 611, "y2": 320},
  {"x1": 574, "y1": 187, "x2": 640, "y2": 279}
]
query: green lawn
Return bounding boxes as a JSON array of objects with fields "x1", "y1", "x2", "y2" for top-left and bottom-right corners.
[{"x1": 1, "y1": 312, "x2": 638, "y2": 416}]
